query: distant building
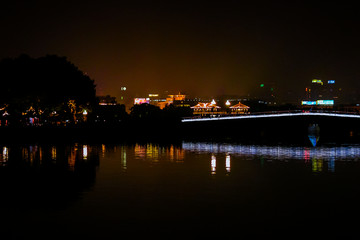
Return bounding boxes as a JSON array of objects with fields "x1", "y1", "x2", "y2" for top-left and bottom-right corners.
[
  {"x1": 302, "y1": 79, "x2": 341, "y2": 108},
  {"x1": 98, "y1": 95, "x2": 117, "y2": 105},
  {"x1": 134, "y1": 98, "x2": 150, "y2": 105},
  {"x1": 229, "y1": 102, "x2": 250, "y2": 114},
  {"x1": 145, "y1": 93, "x2": 188, "y2": 109},
  {"x1": 191, "y1": 100, "x2": 222, "y2": 116}
]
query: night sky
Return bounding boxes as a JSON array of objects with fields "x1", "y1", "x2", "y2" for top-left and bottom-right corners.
[{"x1": 1, "y1": 1, "x2": 360, "y2": 100}]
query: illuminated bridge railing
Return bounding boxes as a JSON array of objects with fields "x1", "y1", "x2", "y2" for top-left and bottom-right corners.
[{"x1": 181, "y1": 111, "x2": 360, "y2": 123}]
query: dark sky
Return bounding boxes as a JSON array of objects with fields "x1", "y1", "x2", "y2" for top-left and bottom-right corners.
[{"x1": 1, "y1": 0, "x2": 360, "y2": 100}]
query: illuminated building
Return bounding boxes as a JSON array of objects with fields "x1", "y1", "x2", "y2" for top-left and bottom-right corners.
[
  {"x1": 307, "y1": 79, "x2": 339, "y2": 101},
  {"x1": 302, "y1": 79, "x2": 340, "y2": 108},
  {"x1": 168, "y1": 94, "x2": 186, "y2": 101},
  {"x1": 229, "y1": 102, "x2": 250, "y2": 114},
  {"x1": 134, "y1": 98, "x2": 150, "y2": 105},
  {"x1": 146, "y1": 93, "x2": 188, "y2": 109},
  {"x1": 308, "y1": 79, "x2": 324, "y2": 100},
  {"x1": 148, "y1": 93, "x2": 167, "y2": 109},
  {"x1": 191, "y1": 101, "x2": 222, "y2": 116}
]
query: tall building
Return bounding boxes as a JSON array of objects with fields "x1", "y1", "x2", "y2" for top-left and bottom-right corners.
[
  {"x1": 304, "y1": 79, "x2": 340, "y2": 102},
  {"x1": 302, "y1": 79, "x2": 341, "y2": 107},
  {"x1": 98, "y1": 95, "x2": 117, "y2": 105}
]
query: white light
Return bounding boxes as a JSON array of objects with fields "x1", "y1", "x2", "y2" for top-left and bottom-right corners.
[
  {"x1": 182, "y1": 112, "x2": 360, "y2": 122},
  {"x1": 211, "y1": 154, "x2": 216, "y2": 175},
  {"x1": 2, "y1": 147, "x2": 8, "y2": 161},
  {"x1": 226, "y1": 154, "x2": 231, "y2": 173},
  {"x1": 83, "y1": 145, "x2": 88, "y2": 159}
]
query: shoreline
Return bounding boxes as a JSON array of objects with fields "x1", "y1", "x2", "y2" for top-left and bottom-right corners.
[{"x1": 1, "y1": 118, "x2": 360, "y2": 146}]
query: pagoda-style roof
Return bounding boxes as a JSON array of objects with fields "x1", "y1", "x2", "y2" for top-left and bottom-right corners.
[
  {"x1": 191, "y1": 102, "x2": 221, "y2": 109},
  {"x1": 229, "y1": 102, "x2": 250, "y2": 109}
]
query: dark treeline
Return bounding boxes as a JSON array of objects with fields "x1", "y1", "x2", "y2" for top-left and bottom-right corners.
[
  {"x1": 0, "y1": 55, "x2": 192, "y2": 132},
  {"x1": 0, "y1": 54, "x2": 96, "y2": 126}
]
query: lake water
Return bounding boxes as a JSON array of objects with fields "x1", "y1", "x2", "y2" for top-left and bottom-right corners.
[{"x1": 1, "y1": 142, "x2": 360, "y2": 239}]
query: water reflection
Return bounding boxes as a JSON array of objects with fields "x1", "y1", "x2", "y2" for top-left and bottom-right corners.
[
  {"x1": 51, "y1": 146, "x2": 57, "y2": 160},
  {"x1": 226, "y1": 153, "x2": 231, "y2": 174},
  {"x1": 121, "y1": 146, "x2": 127, "y2": 171},
  {"x1": 134, "y1": 143, "x2": 185, "y2": 162},
  {"x1": 182, "y1": 142, "x2": 360, "y2": 173},
  {"x1": 0, "y1": 142, "x2": 359, "y2": 238},
  {"x1": 211, "y1": 154, "x2": 216, "y2": 175},
  {"x1": 182, "y1": 142, "x2": 360, "y2": 160},
  {"x1": 308, "y1": 123, "x2": 320, "y2": 147},
  {"x1": 312, "y1": 158, "x2": 323, "y2": 172},
  {"x1": 0, "y1": 144, "x2": 99, "y2": 171},
  {"x1": 0, "y1": 143, "x2": 100, "y2": 216}
]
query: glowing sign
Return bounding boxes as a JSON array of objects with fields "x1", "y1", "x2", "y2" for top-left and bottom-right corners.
[
  {"x1": 134, "y1": 98, "x2": 150, "y2": 105},
  {"x1": 83, "y1": 145, "x2": 88, "y2": 160},
  {"x1": 301, "y1": 101, "x2": 316, "y2": 105},
  {"x1": 316, "y1": 100, "x2": 334, "y2": 105},
  {"x1": 328, "y1": 80, "x2": 335, "y2": 84},
  {"x1": 302, "y1": 100, "x2": 334, "y2": 106},
  {"x1": 312, "y1": 79, "x2": 323, "y2": 85}
]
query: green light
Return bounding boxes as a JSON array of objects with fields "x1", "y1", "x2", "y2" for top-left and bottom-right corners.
[
  {"x1": 260, "y1": 84, "x2": 264, "y2": 87},
  {"x1": 312, "y1": 79, "x2": 323, "y2": 85}
]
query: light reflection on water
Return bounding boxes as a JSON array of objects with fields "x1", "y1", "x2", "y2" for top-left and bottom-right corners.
[
  {"x1": 0, "y1": 142, "x2": 360, "y2": 238},
  {"x1": 0, "y1": 144, "x2": 98, "y2": 172},
  {"x1": 134, "y1": 143, "x2": 185, "y2": 163},
  {"x1": 1, "y1": 142, "x2": 359, "y2": 174},
  {"x1": 182, "y1": 142, "x2": 360, "y2": 173}
]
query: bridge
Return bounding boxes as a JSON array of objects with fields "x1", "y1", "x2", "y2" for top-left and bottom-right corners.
[{"x1": 182, "y1": 110, "x2": 360, "y2": 122}]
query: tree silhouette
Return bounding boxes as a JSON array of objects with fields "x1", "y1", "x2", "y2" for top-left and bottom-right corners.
[
  {"x1": 0, "y1": 54, "x2": 97, "y2": 125},
  {"x1": 130, "y1": 103, "x2": 162, "y2": 121}
]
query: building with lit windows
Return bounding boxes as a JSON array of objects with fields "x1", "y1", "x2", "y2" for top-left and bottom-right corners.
[
  {"x1": 144, "y1": 93, "x2": 188, "y2": 109},
  {"x1": 229, "y1": 102, "x2": 250, "y2": 114},
  {"x1": 302, "y1": 79, "x2": 341, "y2": 108},
  {"x1": 98, "y1": 95, "x2": 117, "y2": 105},
  {"x1": 191, "y1": 100, "x2": 222, "y2": 116}
]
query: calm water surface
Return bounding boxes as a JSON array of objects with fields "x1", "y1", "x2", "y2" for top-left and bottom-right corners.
[{"x1": 1, "y1": 142, "x2": 360, "y2": 239}]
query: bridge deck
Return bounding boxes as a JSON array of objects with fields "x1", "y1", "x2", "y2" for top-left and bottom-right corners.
[{"x1": 182, "y1": 111, "x2": 360, "y2": 123}]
